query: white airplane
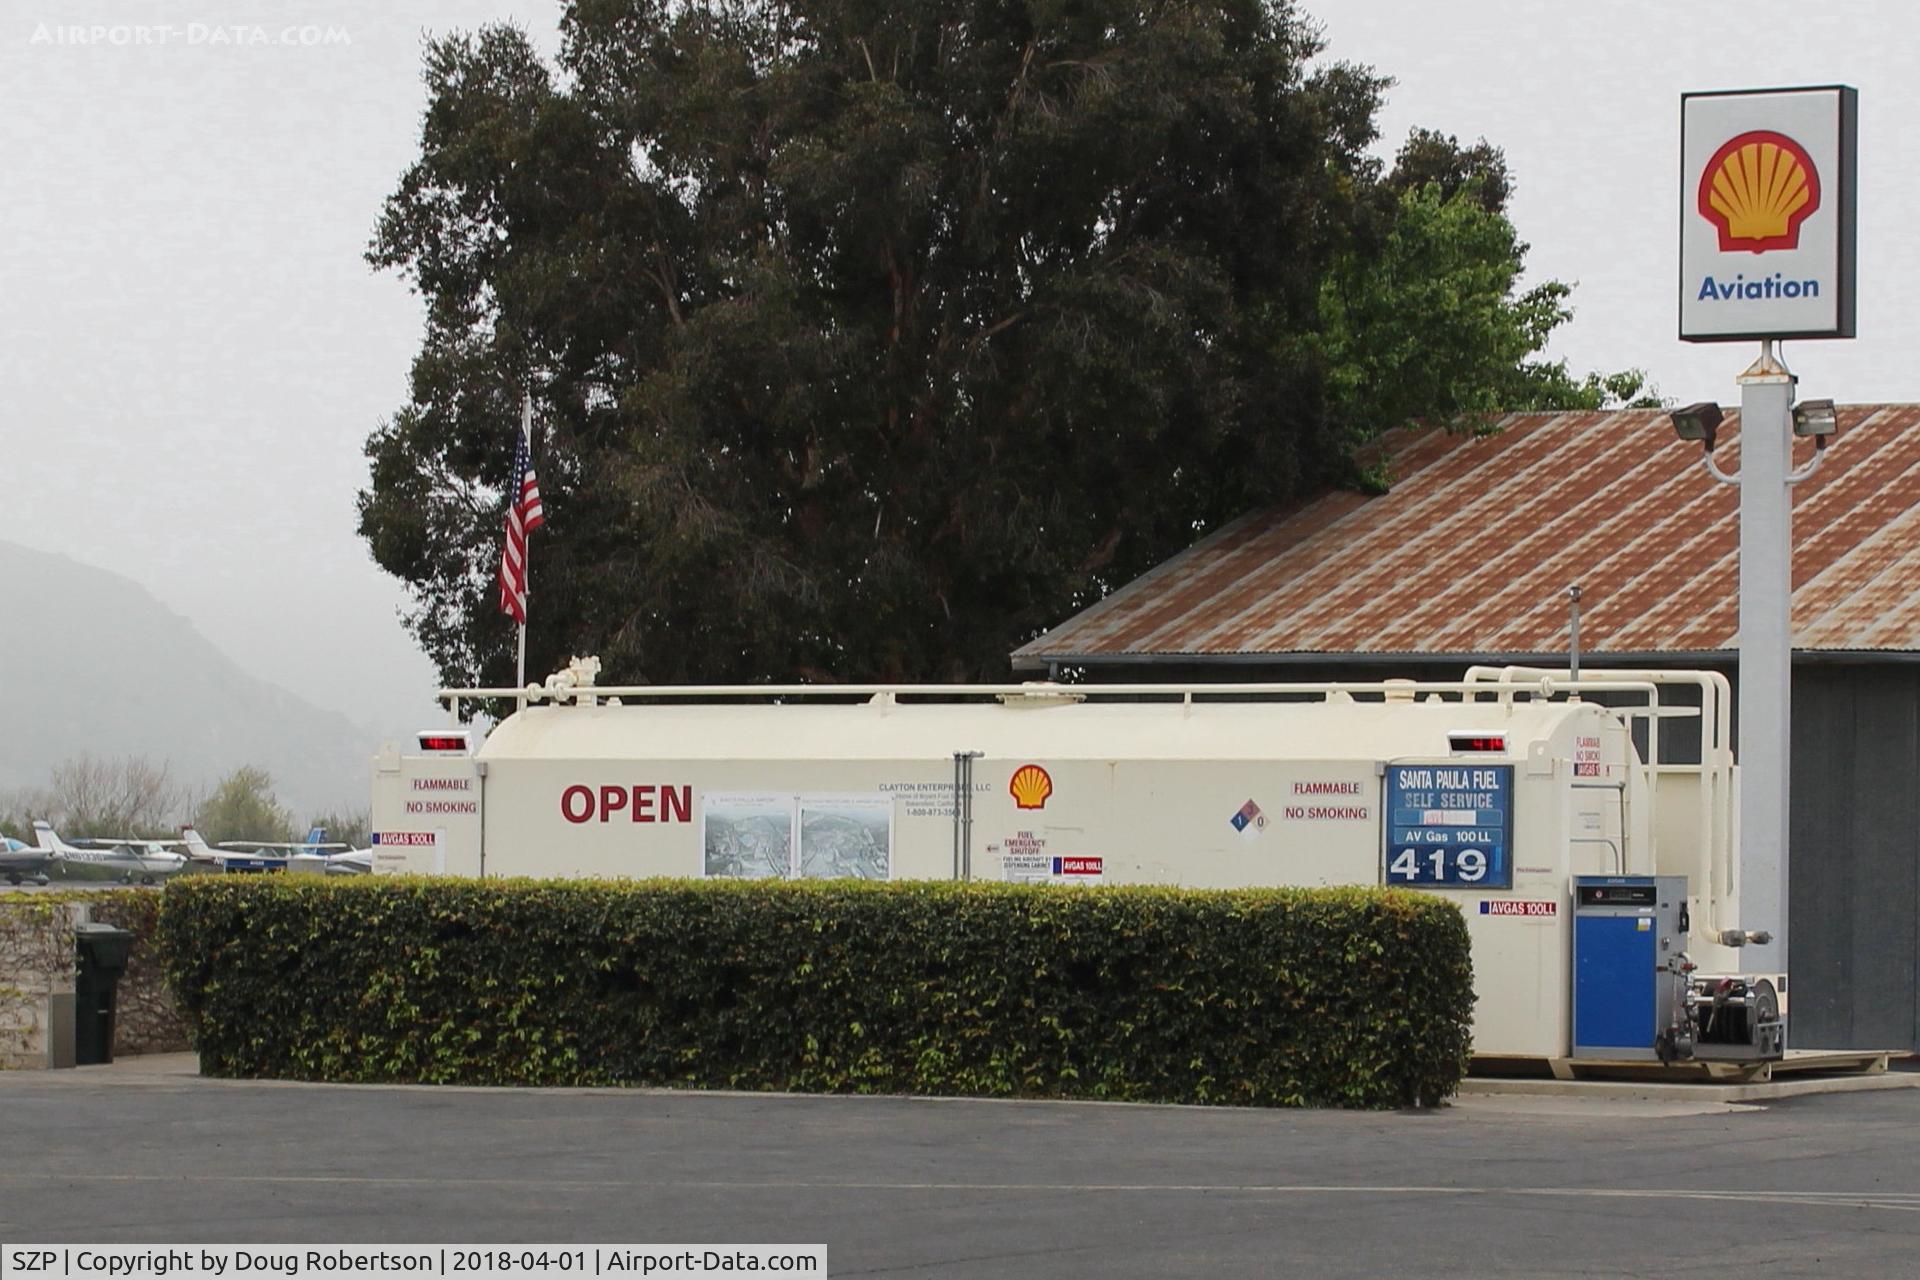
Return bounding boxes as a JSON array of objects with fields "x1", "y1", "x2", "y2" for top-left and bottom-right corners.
[
  {"x1": 32, "y1": 820, "x2": 189, "y2": 884},
  {"x1": 178, "y1": 825, "x2": 369, "y2": 874},
  {"x1": 295, "y1": 846, "x2": 373, "y2": 876},
  {"x1": 1, "y1": 834, "x2": 54, "y2": 886}
]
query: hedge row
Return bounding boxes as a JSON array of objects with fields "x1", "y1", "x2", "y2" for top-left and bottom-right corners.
[{"x1": 158, "y1": 877, "x2": 1473, "y2": 1107}]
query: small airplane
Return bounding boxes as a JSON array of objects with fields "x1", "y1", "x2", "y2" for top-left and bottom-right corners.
[
  {"x1": 293, "y1": 846, "x2": 374, "y2": 875},
  {"x1": 1, "y1": 834, "x2": 55, "y2": 886},
  {"x1": 178, "y1": 825, "x2": 369, "y2": 874},
  {"x1": 32, "y1": 820, "x2": 189, "y2": 885}
]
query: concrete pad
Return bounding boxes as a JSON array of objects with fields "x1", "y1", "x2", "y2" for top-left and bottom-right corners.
[
  {"x1": 49, "y1": 1051, "x2": 1920, "y2": 1114},
  {"x1": 69, "y1": 1050, "x2": 200, "y2": 1080},
  {"x1": 1458, "y1": 1069, "x2": 1920, "y2": 1105},
  {"x1": 1447, "y1": 1092, "x2": 1762, "y2": 1118}
]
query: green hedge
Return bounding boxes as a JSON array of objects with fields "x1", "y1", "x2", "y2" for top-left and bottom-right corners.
[{"x1": 158, "y1": 877, "x2": 1473, "y2": 1107}]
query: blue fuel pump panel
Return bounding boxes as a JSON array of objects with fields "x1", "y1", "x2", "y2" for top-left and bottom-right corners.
[{"x1": 1571, "y1": 876, "x2": 1688, "y2": 1060}]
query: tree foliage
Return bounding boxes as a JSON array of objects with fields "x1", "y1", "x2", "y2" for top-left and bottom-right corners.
[
  {"x1": 362, "y1": 0, "x2": 1636, "y2": 687},
  {"x1": 1313, "y1": 183, "x2": 1655, "y2": 452},
  {"x1": 193, "y1": 767, "x2": 294, "y2": 846},
  {"x1": 1384, "y1": 126, "x2": 1512, "y2": 213}
]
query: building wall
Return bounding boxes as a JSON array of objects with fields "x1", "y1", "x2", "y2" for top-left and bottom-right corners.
[
  {"x1": 1075, "y1": 654, "x2": 1920, "y2": 1052},
  {"x1": 1791, "y1": 663, "x2": 1920, "y2": 1051}
]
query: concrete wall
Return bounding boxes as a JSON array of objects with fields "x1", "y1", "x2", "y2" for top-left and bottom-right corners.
[
  {"x1": 0, "y1": 893, "x2": 190, "y2": 1069},
  {"x1": 86, "y1": 895, "x2": 192, "y2": 1057},
  {"x1": 0, "y1": 899, "x2": 82, "y2": 1069}
]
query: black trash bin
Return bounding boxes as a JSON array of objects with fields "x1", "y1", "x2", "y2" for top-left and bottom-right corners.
[{"x1": 74, "y1": 922, "x2": 135, "y2": 1066}]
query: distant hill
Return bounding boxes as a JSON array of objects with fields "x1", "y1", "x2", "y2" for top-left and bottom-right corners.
[{"x1": 0, "y1": 540, "x2": 377, "y2": 817}]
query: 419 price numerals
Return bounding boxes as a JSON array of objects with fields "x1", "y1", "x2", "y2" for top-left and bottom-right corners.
[{"x1": 1387, "y1": 846, "x2": 1489, "y2": 884}]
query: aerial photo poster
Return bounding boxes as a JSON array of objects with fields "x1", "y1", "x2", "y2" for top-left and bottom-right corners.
[{"x1": 702, "y1": 792, "x2": 892, "y2": 880}]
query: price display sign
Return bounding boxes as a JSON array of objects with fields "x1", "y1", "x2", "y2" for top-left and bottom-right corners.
[{"x1": 1382, "y1": 764, "x2": 1513, "y2": 889}]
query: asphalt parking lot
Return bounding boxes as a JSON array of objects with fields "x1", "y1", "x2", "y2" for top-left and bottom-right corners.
[{"x1": 4, "y1": 1058, "x2": 1919, "y2": 1278}]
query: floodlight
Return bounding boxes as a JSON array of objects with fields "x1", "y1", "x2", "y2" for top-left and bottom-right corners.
[
  {"x1": 1792, "y1": 398, "x2": 1838, "y2": 438},
  {"x1": 1669, "y1": 402, "x2": 1723, "y2": 449}
]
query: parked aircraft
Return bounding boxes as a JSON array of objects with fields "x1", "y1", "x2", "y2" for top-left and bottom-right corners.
[
  {"x1": 178, "y1": 825, "x2": 367, "y2": 874},
  {"x1": 32, "y1": 821, "x2": 188, "y2": 884},
  {"x1": 1, "y1": 834, "x2": 54, "y2": 885},
  {"x1": 286, "y1": 826, "x2": 375, "y2": 875},
  {"x1": 299, "y1": 845, "x2": 373, "y2": 876}
]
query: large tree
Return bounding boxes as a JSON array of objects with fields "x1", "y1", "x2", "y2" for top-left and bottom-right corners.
[
  {"x1": 363, "y1": 0, "x2": 1627, "y2": 687},
  {"x1": 192, "y1": 767, "x2": 294, "y2": 846}
]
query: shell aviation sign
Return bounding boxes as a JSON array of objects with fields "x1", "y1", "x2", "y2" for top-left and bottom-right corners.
[
  {"x1": 1699, "y1": 131, "x2": 1819, "y2": 253},
  {"x1": 1680, "y1": 86, "x2": 1856, "y2": 342}
]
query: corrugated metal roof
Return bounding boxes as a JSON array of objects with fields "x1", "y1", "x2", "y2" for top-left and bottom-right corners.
[{"x1": 1014, "y1": 406, "x2": 1920, "y2": 667}]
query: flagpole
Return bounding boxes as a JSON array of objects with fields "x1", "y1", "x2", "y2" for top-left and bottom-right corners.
[
  {"x1": 515, "y1": 622, "x2": 527, "y2": 712},
  {"x1": 515, "y1": 391, "x2": 532, "y2": 712}
]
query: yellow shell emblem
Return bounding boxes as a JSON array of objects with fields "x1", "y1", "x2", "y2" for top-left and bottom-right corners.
[
  {"x1": 1009, "y1": 764, "x2": 1053, "y2": 810},
  {"x1": 1698, "y1": 130, "x2": 1820, "y2": 254}
]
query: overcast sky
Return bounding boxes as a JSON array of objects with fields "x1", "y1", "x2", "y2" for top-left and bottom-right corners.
[{"x1": 4, "y1": 0, "x2": 1913, "y2": 735}]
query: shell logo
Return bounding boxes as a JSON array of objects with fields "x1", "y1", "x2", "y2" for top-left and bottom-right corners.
[
  {"x1": 1698, "y1": 130, "x2": 1821, "y2": 254},
  {"x1": 1009, "y1": 764, "x2": 1053, "y2": 810}
]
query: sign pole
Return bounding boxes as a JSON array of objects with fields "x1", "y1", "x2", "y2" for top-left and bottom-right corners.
[
  {"x1": 1735, "y1": 342, "x2": 1796, "y2": 973},
  {"x1": 516, "y1": 621, "x2": 528, "y2": 712},
  {"x1": 1678, "y1": 85, "x2": 1854, "y2": 983}
]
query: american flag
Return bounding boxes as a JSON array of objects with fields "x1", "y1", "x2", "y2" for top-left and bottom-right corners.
[{"x1": 498, "y1": 397, "x2": 545, "y2": 625}]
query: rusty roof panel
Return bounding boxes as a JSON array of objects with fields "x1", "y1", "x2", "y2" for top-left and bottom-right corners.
[{"x1": 1014, "y1": 406, "x2": 1920, "y2": 665}]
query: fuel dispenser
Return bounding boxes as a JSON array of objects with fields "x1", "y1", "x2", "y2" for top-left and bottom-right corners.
[{"x1": 1573, "y1": 876, "x2": 1784, "y2": 1062}]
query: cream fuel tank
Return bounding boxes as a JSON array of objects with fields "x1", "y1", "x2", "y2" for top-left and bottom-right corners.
[{"x1": 371, "y1": 663, "x2": 1784, "y2": 1067}]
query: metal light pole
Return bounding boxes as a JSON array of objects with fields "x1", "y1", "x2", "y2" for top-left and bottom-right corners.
[
  {"x1": 1677, "y1": 349, "x2": 1827, "y2": 962},
  {"x1": 1678, "y1": 83, "x2": 1855, "y2": 1034},
  {"x1": 1734, "y1": 344, "x2": 1797, "y2": 974}
]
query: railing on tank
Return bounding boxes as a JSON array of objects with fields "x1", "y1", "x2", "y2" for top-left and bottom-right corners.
[
  {"x1": 438, "y1": 675, "x2": 1680, "y2": 713},
  {"x1": 1462, "y1": 665, "x2": 1738, "y2": 946}
]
